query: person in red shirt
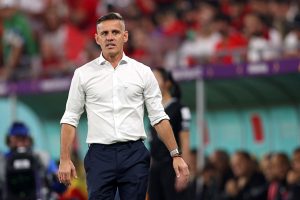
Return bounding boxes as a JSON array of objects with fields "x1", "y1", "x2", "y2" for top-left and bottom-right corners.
[{"x1": 212, "y1": 14, "x2": 248, "y2": 65}]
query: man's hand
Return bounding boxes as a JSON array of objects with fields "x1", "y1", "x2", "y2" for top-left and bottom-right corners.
[
  {"x1": 173, "y1": 157, "x2": 190, "y2": 191},
  {"x1": 287, "y1": 170, "x2": 300, "y2": 185},
  {"x1": 58, "y1": 159, "x2": 77, "y2": 186},
  {"x1": 175, "y1": 174, "x2": 189, "y2": 192}
]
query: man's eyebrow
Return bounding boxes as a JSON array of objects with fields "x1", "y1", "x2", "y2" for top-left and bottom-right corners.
[{"x1": 100, "y1": 30, "x2": 108, "y2": 34}]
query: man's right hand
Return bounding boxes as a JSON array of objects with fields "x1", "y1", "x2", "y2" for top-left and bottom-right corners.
[{"x1": 58, "y1": 160, "x2": 77, "y2": 186}]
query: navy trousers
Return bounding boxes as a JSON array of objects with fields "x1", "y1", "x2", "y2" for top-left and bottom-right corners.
[{"x1": 84, "y1": 140, "x2": 150, "y2": 200}]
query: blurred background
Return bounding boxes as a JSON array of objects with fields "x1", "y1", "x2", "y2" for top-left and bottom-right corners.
[{"x1": 1, "y1": 0, "x2": 300, "y2": 199}]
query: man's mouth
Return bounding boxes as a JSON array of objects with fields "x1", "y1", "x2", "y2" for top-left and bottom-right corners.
[{"x1": 106, "y1": 43, "x2": 116, "y2": 48}]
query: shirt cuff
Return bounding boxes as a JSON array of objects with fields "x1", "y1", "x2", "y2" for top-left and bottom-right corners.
[
  {"x1": 60, "y1": 111, "x2": 80, "y2": 128},
  {"x1": 150, "y1": 114, "x2": 170, "y2": 126}
]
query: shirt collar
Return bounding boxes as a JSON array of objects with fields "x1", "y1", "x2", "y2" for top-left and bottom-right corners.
[{"x1": 98, "y1": 52, "x2": 129, "y2": 66}]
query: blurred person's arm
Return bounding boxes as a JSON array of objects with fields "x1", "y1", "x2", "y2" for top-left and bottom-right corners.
[
  {"x1": 179, "y1": 106, "x2": 192, "y2": 168},
  {"x1": 180, "y1": 130, "x2": 190, "y2": 170},
  {"x1": 1, "y1": 26, "x2": 26, "y2": 80},
  {"x1": 175, "y1": 106, "x2": 192, "y2": 191},
  {"x1": 2, "y1": 45, "x2": 23, "y2": 80}
]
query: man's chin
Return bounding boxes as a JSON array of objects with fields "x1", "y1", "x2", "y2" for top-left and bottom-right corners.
[{"x1": 103, "y1": 50, "x2": 119, "y2": 57}]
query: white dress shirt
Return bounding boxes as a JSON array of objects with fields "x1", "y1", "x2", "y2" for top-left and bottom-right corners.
[{"x1": 60, "y1": 53, "x2": 169, "y2": 144}]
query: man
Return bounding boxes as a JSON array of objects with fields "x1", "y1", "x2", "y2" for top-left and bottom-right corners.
[
  {"x1": 267, "y1": 153, "x2": 290, "y2": 200},
  {"x1": 58, "y1": 12, "x2": 189, "y2": 200}
]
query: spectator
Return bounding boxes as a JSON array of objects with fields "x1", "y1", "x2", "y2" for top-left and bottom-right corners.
[
  {"x1": 18, "y1": 0, "x2": 50, "y2": 36},
  {"x1": 209, "y1": 149, "x2": 234, "y2": 195},
  {"x1": 268, "y1": 0, "x2": 296, "y2": 38},
  {"x1": 195, "y1": 161, "x2": 218, "y2": 200},
  {"x1": 223, "y1": 151, "x2": 267, "y2": 200},
  {"x1": 260, "y1": 153, "x2": 274, "y2": 183},
  {"x1": 128, "y1": 28, "x2": 152, "y2": 65},
  {"x1": 212, "y1": 14, "x2": 248, "y2": 65},
  {"x1": 243, "y1": 12, "x2": 282, "y2": 62},
  {"x1": 179, "y1": 1, "x2": 221, "y2": 67},
  {"x1": 39, "y1": 5, "x2": 87, "y2": 77},
  {"x1": 268, "y1": 153, "x2": 290, "y2": 200},
  {"x1": 287, "y1": 147, "x2": 300, "y2": 200},
  {"x1": 64, "y1": 0, "x2": 100, "y2": 36},
  {"x1": 0, "y1": 0, "x2": 38, "y2": 81},
  {"x1": 2, "y1": 121, "x2": 65, "y2": 200},
  {"x1": 249, "y1": 0, "x2": 272, "y2": 27},
  {"x1": 226, "y1": 0, "x2": 250, "y2": 31},
  {"x1": 284, "y1": 13, "x2": 300, "y2": 57}
]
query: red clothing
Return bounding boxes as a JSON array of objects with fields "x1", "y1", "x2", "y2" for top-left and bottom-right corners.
[
  {"x1": 135, "y1": 0, "x2": 156, "y2": 15},
  {"x1": 162, "y1": 20, "x2": 186, "y2": 37},
  {"x1": 66, "y1": 0, "x2": 99, "y2": 30},
  {"x1": 268, "y1": 182, "x2": 289, "y2": 200},
  {"x1": 64, "y1": 24, "x2": 87, "y2": 62},
  {"x1": 214, "y1": 32, "x2": 248, "y2": 64}
]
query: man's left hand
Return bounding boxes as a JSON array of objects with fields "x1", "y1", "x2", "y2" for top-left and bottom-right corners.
[{"x1": 173, "y1": 157, "x2": 190, "y2": 190}]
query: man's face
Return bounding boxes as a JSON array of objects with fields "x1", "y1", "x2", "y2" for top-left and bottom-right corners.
[
  {"x1": 8, "y1": 135, "x2": 31, "y2": 149},
  {"x1": 271, "y1": 155, "x2": 289, "y2": 181},
  {"x1": 95, "y1": 20, "x2": 128, "y2": 58},
  {"x1": 231, "y1": 154, "x2": 249, "y2": 177}
]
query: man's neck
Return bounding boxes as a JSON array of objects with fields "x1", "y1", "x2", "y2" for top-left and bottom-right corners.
[{"x1": 103, "y1": 52, "x2": 123, "y2": 68}]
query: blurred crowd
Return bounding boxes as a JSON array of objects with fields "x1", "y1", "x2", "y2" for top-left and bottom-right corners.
[
  {"x1": 192, "y1": 148, "x2": 300, "y2": 200},
  {"x1": 1, "y1": 0, "x2": 300, "y2": 81},
  {"x1": 1, "y1": 121, "x2": 300, "y2": 199}
]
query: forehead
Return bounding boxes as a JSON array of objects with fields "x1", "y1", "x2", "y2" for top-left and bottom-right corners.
[{"x1": 97, "y1": 20, "x2": 124, "y2": 32}]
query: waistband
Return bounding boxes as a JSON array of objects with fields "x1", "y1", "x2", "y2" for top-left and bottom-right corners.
[{"x1": 89, "y1": 139, "x2": 143, "y2": 149}]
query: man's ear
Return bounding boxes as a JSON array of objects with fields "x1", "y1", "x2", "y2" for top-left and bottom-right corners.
[
  {"x1": 123, "y1": 31, "x2": 129, "y2": 43},
  {"x1": 95, "y1": 33, "x2": 101, "y2": 45}
]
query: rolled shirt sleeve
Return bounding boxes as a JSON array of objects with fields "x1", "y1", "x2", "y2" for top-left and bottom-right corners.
[
  {"x1": 60, "y1": 69, "x2": 85, "y2": 127},
  {"x1": 143, "y1": 67, "x2": 169, "y2": 126}
]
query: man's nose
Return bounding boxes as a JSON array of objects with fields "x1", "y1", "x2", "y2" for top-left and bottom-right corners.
[{"x1": 106, "y1": 33, "x2": 114, "y2": 41}]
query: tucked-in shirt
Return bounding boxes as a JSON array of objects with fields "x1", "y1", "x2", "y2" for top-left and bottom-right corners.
[{"x1": 60, "y1": 53, "x2": 169, "y2": 144}]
